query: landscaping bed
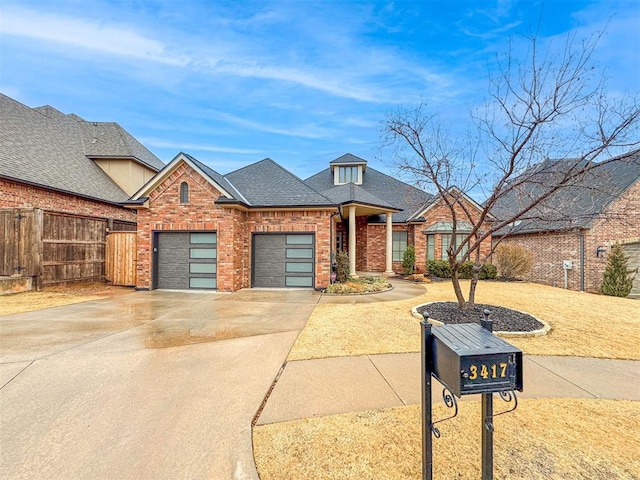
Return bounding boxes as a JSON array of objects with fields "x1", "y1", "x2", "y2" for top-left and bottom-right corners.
[
  {"x1": 417, "y1": 302, "x2": 544, "y2": 332},
  {"x1": 324, "y1": 276, "x2": 392, "y2": 294}
]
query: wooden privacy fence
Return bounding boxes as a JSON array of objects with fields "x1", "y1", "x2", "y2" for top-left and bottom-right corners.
[
  {"x1": 105, "y1": 232, "x2": 137, "y2": 286},
  {"x1": 0, "y1": 208, "x2": 136, "y2": 287}
]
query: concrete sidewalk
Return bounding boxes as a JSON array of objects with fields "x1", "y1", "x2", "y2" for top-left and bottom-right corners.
[{"x1": 256, "y1": 353, "x2": 640, "y2": 425}]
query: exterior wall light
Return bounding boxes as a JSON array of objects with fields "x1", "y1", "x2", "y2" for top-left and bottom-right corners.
[{"x1": 595, "y1": 246, "x2": 607, "y2": 257}]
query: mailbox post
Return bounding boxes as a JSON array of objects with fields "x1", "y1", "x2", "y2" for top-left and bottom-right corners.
[{"x1": 421, "y1": 310, "x2": 523, "y2": 480}]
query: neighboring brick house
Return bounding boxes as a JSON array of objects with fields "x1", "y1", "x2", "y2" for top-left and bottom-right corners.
[
  {"x1": 491, "y1": 150, "x2": 640, "y2": 296},
  {"x1": 0, "y1": 93, "x2": 163, "y2": 285},
  {"x1": 129, "y1": 152, "x2": 493, "y2": 292},
  {"x1": 0, "y1": 93, "x2": 163, "y2": 220}
]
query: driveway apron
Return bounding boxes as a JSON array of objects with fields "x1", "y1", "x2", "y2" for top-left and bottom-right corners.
[{"x1": 0, "y1": 289, "x2": 318, "y2": 480}]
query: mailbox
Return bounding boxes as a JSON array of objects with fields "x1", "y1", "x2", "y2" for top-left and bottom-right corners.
[{"x1": 430, "y1": 323, "x2": 523, "y2": 397}]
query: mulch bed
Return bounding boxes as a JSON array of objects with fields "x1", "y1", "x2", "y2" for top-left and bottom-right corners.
[{"x1": 417, "y1": 302, "x2": 544, "y2": 332}]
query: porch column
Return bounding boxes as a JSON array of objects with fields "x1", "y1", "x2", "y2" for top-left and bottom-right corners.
[
  {"x1": 348, "y1": 205, "x2": 358, "y2": 278},
  {"x1": 385, "y1": 212, "x2": 394, "y2": 274}
]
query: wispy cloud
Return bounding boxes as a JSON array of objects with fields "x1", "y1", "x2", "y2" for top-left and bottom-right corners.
[
  {"x1": 0, "y1": 4, "x2": 449, "y2": 104},
  {"x1": 142, "y1": 139, "x2": 263, "y2": 155},
  {"x1": 213, "y1": 111, "x2": 336, "y2": 139},
  {"x1": 0, "y1": 7, "x2": 187, "y2": 66}
]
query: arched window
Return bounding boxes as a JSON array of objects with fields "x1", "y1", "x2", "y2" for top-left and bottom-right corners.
[{"x1": 180, "y1": 182, "x2": 189, "y2": 204}]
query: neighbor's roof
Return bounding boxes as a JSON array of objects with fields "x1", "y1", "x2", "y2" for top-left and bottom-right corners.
[
  {"x1": 0, "y1": 93, "x2": 163, "y2": 204},
  {"x1": 491, "y1": 149, "x2": 640, "y2": 235},
  {"x1": 305, "y1": 159, "x2": 432, "y2": 222}
]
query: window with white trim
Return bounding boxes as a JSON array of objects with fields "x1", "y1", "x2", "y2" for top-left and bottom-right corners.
[{"x1": 338, "y1": 166, "x2": 358, "y2": 184}]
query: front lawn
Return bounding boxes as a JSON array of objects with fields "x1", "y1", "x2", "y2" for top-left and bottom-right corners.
[
  {"x1": 254, "y1": 398, "x2": 640, "y2": 480},
  {"x1": 288, "y1": 280, "x2": 640, "y2": 361}
]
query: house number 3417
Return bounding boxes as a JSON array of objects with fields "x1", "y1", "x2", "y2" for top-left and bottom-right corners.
[{"x1": 467, "y1": 362, "x2": 508, "y2": 380}]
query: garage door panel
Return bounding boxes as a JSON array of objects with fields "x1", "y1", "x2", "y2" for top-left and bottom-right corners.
[
  {"x1": 253, "y1": 234, "x2": 315, "y2": 288},
  {"x1": 156, "y1": 232, "x2": 217, "y2": 290}
]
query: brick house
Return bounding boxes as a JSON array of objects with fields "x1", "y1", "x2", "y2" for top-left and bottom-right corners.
[
  {"x1": 128, "y1": 152, "x2": 492, "y2": 292},
  {"x1": 0, "y1": 93, "x2": 163, "y2": 286},
  {"x1": 492, "y1": 150, "x2": 640, "y2": 296},
  {"x1": 0, "y1": 93, "x2": 163, "y2": 221}
]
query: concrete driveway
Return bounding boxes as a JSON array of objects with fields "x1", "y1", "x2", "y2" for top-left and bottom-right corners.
[{"x1": 0, "y1": 288, "x2": 318, "y2": 480}]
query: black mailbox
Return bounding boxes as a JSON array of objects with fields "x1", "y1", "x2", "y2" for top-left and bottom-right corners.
[{"x1": 430, "y1": 323, "x2": 523, "y2": 397}]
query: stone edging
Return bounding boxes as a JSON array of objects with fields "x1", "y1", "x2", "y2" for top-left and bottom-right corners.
[{"x1": 410, "y1": 301, "x2": 552, "y2": 338}]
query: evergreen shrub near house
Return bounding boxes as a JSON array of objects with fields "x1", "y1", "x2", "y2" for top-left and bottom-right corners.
[
  {"x1": 479, "y1": 263, "x2": 497, "y2": 280},
  {"x1": 601, "y1": 244, "x2": 637, "y2": 297},
  {"x1": 495, "y1": 244, "x2": 533, "y2": 280},
  {"x1": 335, "y1": 250, "x2": 350, "y2": 283},
  {"x1": 402, "y1": 245, "x2": 416, "y2": 274},
  {"x1": 426, "y1": 260, "x2": 497, "y2": 280}
]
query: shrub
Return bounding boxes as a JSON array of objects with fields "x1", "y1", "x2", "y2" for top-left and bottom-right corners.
[
  {"x1": 495, "y1": 244, "x2": 533, "y2": 279},
  {"x1": 402, "y1": 245, "x2": 416, "y2": 274},
  {"x1": 480, "y1": 263, "x2": 498, "y2": 280},
  {"x1": 459, "y1": 261, "x2": 474, "y2": 279},
  {"x1": 426, "y1": 260, "x2": 450, "y2": 278},
  {"x1": 426, "y1": 259, "x2": 497, "y2": 280},
  {"x1": 335, "y1": 250, "x2": 350, "y2": 283},
  {"x1": 601, "y1": 244, "x2": 636, "y2": 297}
]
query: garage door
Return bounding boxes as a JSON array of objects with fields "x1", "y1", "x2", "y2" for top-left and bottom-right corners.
[
  {"x1": 253, "y1": 233, "x2": 315, "y2": 288},
  {"x1": 155, "y1": 232, "x2": 217, "y2": 289},
  {"x1": 622, "y1": 242, "x2": 640, "y2": 297}
]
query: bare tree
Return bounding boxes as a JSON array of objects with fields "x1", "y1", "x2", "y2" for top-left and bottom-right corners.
[{"x1": 382, "y1": 30, "x2": 640, "y2": 310}]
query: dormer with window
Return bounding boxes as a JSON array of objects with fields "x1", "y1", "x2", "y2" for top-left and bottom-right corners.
[{"x1": 330, "y1": 153, "x2": 367, "y2": 186}]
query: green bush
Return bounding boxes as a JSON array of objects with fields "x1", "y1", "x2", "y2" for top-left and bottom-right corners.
[
  {"x1": 459, "y1": 261, "x2": 474, "y2": 279},
  {"x1": 426, "y1": 259, "x2": 497, "y2": 280},
  {"x1": 480, "y1": 263, "x2": 497, "y2": 280},
  {"x1": 601, "y1": 244, "x2": 636, "y2": 297},
  {"x1": 426, "y1": 260, "x2": 450, "y2": 278},
  {"x1": 335, "y1": 250, "x2": 350, "y2": 283},
  {"x1": 402, "y1": 245, "x2": 416, "y2": 274}
]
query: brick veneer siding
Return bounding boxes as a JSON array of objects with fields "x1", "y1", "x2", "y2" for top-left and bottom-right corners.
[
  {"x1": 419, "y1": 197, "x2": 493, "y2": 268},
  {"x1": 497, "y1": 178, "x2": 640, "y2": 292},
  {"x1": 0, "y1": 178, "x2": 135, "y2": 222},
  {"x1": 135, "y1": 162, "x2": 334, "y2": 292}
]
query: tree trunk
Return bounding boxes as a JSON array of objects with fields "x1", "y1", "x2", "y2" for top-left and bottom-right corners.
[
  {"x1": 468, "y1": 265, "x2": 482, "y2": 308},
  {"x1": 451, "y1": 268, "x2": 468, "y2": 310}
]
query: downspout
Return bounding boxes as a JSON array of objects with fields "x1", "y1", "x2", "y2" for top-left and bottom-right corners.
[{"x1": 579, "y1": 231, "x2": 585, "y2": 292}]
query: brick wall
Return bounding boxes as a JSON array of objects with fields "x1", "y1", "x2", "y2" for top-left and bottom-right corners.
[
  {"x1": 0, "y1": 178, "x2": 135, "y2": 222},
  {"x1": 420, "y1": 197, "x2": 493, "y2": 267},
  {"x1": 497, "y1": 178, "x2": 640, "y2": 292},
  {"x1": 135, "y1": 162, "x2": 334, "y2": 291},
  {"x1": 500, "y1": 231, "x2": 582, "y2": 290}
]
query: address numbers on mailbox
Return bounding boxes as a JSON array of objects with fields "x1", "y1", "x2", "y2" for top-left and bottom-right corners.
[{"x1": 430, "y1": 324, "x2": 523, "y2": 397}]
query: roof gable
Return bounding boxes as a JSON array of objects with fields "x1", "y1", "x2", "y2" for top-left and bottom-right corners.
[
  {"x1": 130, "y1": 152, "x2": 234, "y2": 201},
  {"x1": 410, "y1": 186, "x2": 489, "y2": 222}
]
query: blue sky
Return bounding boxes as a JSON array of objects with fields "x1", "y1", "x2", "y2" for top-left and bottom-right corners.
[{"x1": 1, "y1": 0, "x2": 638, "y2": 180}]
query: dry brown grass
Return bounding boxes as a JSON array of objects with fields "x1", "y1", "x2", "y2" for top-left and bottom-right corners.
[
  {"x1": 288, "y1": 280, "x2": 640, "y2": 361},
  {"x1": 254, "y1": 398, "x2": 640, "y2": 480},
  {"x1": 0, "y1": 283, "x2": 133, "y2": 316}
]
